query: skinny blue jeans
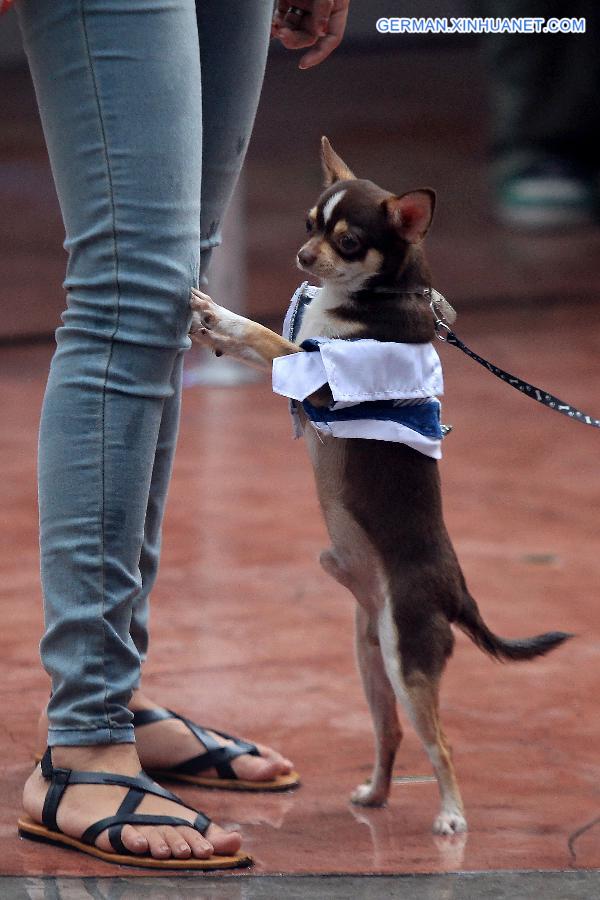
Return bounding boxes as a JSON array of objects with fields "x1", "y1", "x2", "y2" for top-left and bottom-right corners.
[{"x1": 17, "y1": 0, "x2": 272, "y2": 746}]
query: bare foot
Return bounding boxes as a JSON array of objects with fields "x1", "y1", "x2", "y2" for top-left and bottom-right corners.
[
  {"x1": 22, "y1": 743, "x2": 242, "y2": 860},
  {"x1": 130, "y1": 691, "x2": 294, "y2": 783},
  {"x1": 36, "y1": 692, "x2": 295, "y2": 785}
]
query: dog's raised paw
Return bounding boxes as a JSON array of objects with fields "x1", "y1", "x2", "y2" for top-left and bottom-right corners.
[
  {"x1": 190, "y1": 288, "x2": 218, "y2": 326},
  {"x1": 432, "y1": 811, "x2": 467, "y2": 836},
  {"x1": 350, "y1": 782, "x2": 388, "y2": 808}
]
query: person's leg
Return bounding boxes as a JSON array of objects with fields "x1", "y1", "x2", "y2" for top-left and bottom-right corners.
[
  {"x1": 130, "y1": 0, "x2": 274, "y2": 655},
  {"x1": 19, "y1": 0, "x2": 239, "y2": 859},
  {"x1": 127, "y1": 0, "x2": 294, "y2": 785},
  {"x1": 128, "y1": 354, "x2": 184, "y2": 667}
]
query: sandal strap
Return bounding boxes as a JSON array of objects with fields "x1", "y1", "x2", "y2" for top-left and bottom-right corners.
[
  {"x1": 104, "y1": 811, "x2": 209, "y2": 856},
  {"x1": 39, "y1": 747, "x2": 211, "y2": 855},
  {"x1": 131, "y1": 708, "x2": 173, "y2": 727},
  {"x1": 82, "y1": 811, "x2": 210, "y2": 850},
  {"x1": 64, "y1": 770, "x2": 182, "y2": 801},
  {"x1": 132, "y1": 708, "x2": 260, "y2": 781},
  {"x1": 41, "y1": 761, "x2": 69, "y2": 832},
  {"x1": 42, "y1": 748, "x2": 183, "y2": 803}
]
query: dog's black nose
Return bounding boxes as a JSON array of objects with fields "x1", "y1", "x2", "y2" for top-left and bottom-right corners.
[{"x1": 298, "y1": 247, "x2": 317, "y2": 267}]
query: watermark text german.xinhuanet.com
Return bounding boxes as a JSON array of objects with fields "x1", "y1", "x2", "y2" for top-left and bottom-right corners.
[{"x1": 376, "y1": 17, "x2": 586, "y2": 35}]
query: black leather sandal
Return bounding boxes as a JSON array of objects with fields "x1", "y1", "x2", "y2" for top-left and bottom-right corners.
[
  {"x1": 133, "y1": 707, "x2": 300, "y2": 791},
  {"x1": 17, "y1": 748, "x2": 252, "y2": 870}
]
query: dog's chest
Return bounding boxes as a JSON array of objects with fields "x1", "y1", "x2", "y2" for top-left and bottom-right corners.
[{"x1": 294, "y1": 284, "x2": 358, "y2": 344}]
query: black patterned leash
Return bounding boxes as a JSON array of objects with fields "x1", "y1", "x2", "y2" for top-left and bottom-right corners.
[{"x1": 428, "y1": 288, "x2": 600, "y2": 429}]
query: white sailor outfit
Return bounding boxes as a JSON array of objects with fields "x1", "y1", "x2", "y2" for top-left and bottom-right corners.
[{"x1": 272, "y1": 282, "x2": 448, "y2": 460}]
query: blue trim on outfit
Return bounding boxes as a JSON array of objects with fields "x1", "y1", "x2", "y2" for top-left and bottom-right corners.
[
  {"x1": 300, "y1": 335, "x2": 444, "y2": 440},
  {"x1": 302, "y1": 398, "x2": 443, "y2": 439}
]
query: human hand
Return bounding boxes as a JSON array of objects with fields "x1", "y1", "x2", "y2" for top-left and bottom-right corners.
[{"x1": 271, "y1": 1, "x2": 350, "y2": 69}]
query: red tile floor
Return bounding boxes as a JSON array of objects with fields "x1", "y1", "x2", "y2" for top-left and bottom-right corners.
[
  {"x1": 2, "y1": 36, "x2": 600, "y2": 883},
  {"x1": 1, "y1": 293, "x2": 600, "y2": 877}
]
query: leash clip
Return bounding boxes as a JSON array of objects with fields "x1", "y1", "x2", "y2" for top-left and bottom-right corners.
[{"x1": 427, "y1": 288, "x2": 452, "y2": 342}]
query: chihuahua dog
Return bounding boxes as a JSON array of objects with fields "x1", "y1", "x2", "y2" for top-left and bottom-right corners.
[{"x1": 189, "y1": 138, "x2": 570, "y2": 835}]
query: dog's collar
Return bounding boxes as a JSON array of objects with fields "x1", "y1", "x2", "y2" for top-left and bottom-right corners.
[
  {"x1": 284, "y1": 282, "x2": 456, "y2": 346},
  {"x1": 366, "y1": 285, "x2": 427, "y2": 295},
  {"x1": 351, "y1": 284, "x2": 457, "y2": 331}
]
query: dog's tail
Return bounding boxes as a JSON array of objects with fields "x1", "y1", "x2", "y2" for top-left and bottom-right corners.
[{"x1": 456, "y1": 592, "x2": 573, "y2": 662}]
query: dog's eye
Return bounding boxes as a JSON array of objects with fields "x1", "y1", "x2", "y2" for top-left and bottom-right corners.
[
  {"x1": 305, "y1": 218, "x2": 314, "y2": 234},
  {"x1": 339, "y1": 233, "x2": 359, "y2": 253}
]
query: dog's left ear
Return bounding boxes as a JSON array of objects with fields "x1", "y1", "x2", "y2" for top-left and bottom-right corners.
[
  {"x1": 321, "y1": 136, "x2": 356, "y2": 186},
  {"x1": 383, "y1": 189, "x2": 436, "y2": 243}
]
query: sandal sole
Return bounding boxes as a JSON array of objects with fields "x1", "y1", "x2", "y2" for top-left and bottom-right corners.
[{"x1": 17, "y1": 817, "x2": 252, "y2": 871}]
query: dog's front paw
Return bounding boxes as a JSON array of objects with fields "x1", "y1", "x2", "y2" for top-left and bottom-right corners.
[
  {"x1": 432, "y1": 810, "x2": 467, "y2": 836},
  {"x1": 350, "y1": 781, "x2": 388, "y2": 808},
  {"x1": 189, "y1": 288, "x2": 245, "y2": 358}
]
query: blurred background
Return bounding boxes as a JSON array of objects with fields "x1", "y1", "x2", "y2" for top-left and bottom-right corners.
[{"x1": 2, "y1": 1, "x2": 600, "y2": 340}]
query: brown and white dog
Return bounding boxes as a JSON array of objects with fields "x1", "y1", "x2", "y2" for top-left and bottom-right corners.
[{"x1": 189, "y1": 138, "x2": 570, "y2": 835}]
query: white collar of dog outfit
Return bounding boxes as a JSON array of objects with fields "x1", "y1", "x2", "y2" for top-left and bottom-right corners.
[{"x1": 272, "y1": 283, "x2": 447, "y2": 460}]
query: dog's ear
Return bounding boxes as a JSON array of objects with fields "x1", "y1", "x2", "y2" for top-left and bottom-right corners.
[
  {"x1": 383, "y1": 189, "x2": 436, "y2": 243},
  {"x1": 321, "y1": 136, "x2": 356, "y2": 186}
]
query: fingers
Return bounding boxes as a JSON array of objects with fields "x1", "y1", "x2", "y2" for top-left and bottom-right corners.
[
  {"x1": 299, "y1": 2, "x2": 349, "y2": 68},
  {"x1": 272, "y1": 0, "x2": 348, "y2": 67},
  {"x1": 272, "y1": 0, "x2": 334, "y2": 49}
]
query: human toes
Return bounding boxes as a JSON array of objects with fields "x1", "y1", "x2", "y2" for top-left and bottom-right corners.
[
  {"x1": 118, "y1": 824, "x2": 149, "y2": 856},
  {"x1": 155, "y1": 825, "x2": 196, "y2": 859},
  {"x1": 205, "y1": 822, "x2": 242, "y2": 856},
  {"x1": 229, "y1": 741, "x2": 294, "y2": 781},
  {"x1": 135, "y1": 825, "x2": 175, "y2": 859},
  {"x1": 177, "y1": 825, "x2": 218, "y2": 859},
  {"x1": 253, "y1": 742, "x2": 294, "y2": 773},
  {"x1": 231, "y1": 752, "x2": 286, "y2": 782},
  {"x1": 133, "y1": 824, "x2": 215, "y2": 860}
]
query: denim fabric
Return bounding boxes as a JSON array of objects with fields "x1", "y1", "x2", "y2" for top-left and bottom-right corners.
[{"x1": 16, "y1": 0, "x2": 272, "y2": 745}]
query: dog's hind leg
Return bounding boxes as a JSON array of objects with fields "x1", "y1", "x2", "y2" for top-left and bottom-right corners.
[
  {"x1": 319, "y1": 547, "x2": 401, "y2": 808},
  {"x1": 402, "y1": 672, "x2": 466, "y2": 835},
  {"x1": 350, "y1": 604, "x2": 402, "y2": 807},
  {"x1": 378, "y1": 603, "x2": 467, "y2": 835}
]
